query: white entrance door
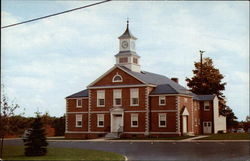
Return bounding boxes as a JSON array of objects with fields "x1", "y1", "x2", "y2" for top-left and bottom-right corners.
[
  {"x1": 183, "y1": 116, "x2": 188, "y2": 133},
  {"x1": 112, "y1": 116, "x2": 122, "y2": 132},
  {"x1": 203, "y1": 122, "x2": 212, "y2": 134}
]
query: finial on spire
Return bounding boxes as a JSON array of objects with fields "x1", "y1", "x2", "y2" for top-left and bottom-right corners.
[{"x1": 127, "y1": 17, "x2": 129, "y2": 28}]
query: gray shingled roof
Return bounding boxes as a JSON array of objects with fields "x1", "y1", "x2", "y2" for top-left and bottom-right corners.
[
  {"x1": 66, "y1": 66, "x2": 215, "y2": 98},
  {"x1": 66, "y1": 89, "x2": 88, "y2": 98},
  {"x1": 196, "y1": 95, "x2": 216, "y2": 101},
  {"x1": 118, "y1": 25, "x2": 137, "y2": 40},
  {"x1": 120, "y1": 66, "x2": 192, "y2": 95},
  {"x1": 115, "y1": 51, "x2": 140, "y2": 57}
]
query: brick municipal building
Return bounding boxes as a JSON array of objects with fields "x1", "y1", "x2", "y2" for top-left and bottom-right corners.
[{"x1": 65, "y1": 22, "x2": 226, "y2": 139}]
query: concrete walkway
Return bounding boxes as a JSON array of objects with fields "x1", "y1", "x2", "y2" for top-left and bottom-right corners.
[{"x1": 180, "y1": 135, "x2": 208, "y2": 141}]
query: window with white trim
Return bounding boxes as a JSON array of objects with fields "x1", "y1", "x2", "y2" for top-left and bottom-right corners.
[
  {"x1": 76, "y1": 99, "x2": 82, "y2": 108},
  {"x1": 112, "y1": 73, "x2": 123, "y2": 82},
  {"x1": 158, "y1": 113, "x2": 167, "y2": 127},
  {"x1": 97, "y1": 114, "x2": 104, "y2": 127},
  {"x1": 113, "y1": 89, "x2": 122, "y2": 106},
  {"x1": 204, "y1": 101, "x2": 210, "y2": 111},
  {"x1": 130, "y1": 88, "x2": 139, "y2": 106},
  {"x1": 133, "y1": 57, "x2": 138, "y2": 64},
  {"x1": 97, "y1": 90, "x2": 105, "y2": 107},
  {"x1": 119, "y1": 57, "x2": 128, "y2": 63},
  {"x1": 75, "y1": 114, "x2": 82, "y2": 127},
  {"x1": 159, "y1": 96, "x2": 166, "y2": 106},
  {"x1": 131, "y1": 114, "x2": 138, "y2": 127}
]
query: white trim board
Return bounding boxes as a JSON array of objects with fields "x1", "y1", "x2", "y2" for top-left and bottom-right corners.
[{"x1": 87, "y1": 65, "x2": 149, "y2": 88}]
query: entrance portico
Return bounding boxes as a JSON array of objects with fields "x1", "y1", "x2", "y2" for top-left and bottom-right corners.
[{"x1": 110, "y1": 107, "x2": 124, "y2": 133}]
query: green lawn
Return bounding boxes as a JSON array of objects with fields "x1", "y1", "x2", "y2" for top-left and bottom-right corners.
[
  {"x1": 197, "y1": 133, "x2": 250, "y2": 140},
  {"x1": 114, "y1": 136, "x2": 194, "y2": 140},
  {"x1": 2, "y1": 145, "x2": 125, "y2": 160}
]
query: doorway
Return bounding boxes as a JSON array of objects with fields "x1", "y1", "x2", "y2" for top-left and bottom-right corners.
[
  {"x1": 203, "y1": 121, "x2": 212, "y2": 134},
  {"x1": 112, "y1": 115, "x2": 123, "y2": 132}
]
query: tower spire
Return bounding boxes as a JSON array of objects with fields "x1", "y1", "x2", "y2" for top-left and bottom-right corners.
[{"x1": 127, "y1": 18, "x2": 129, "y2": 29}]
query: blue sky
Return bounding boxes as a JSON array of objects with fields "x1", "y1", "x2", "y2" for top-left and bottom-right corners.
[{"x1": 1, "y1": 1, "x2": 249, "y2": 121}]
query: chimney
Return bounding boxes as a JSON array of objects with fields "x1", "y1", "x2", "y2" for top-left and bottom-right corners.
[{"x1": 171, "y1": 78, "x2": 179, "y2": 84}]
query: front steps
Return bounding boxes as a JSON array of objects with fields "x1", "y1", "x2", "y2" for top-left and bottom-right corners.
[{"x1": 105, "y1": 132, "x2": 120, "y2": 139}]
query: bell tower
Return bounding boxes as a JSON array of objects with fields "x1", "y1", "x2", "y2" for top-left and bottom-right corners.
[{"x1": 115, "y1": 21, "x2": 141, "y2": 72}]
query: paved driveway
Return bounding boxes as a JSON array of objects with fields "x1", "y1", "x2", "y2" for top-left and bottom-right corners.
[{"x1": 4, "y1": 139, "x2": 250, "y2": 161}]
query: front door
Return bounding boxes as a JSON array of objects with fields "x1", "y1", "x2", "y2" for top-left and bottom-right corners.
[
  {"x1": 203, "y1": 122, "x2": 212, "y2": 134},
  {"x1": 183, "y1": 116, "x2": 188, "y2": 133},
  {"x1": 112, "y1": 115, "x2": 122, "y2": 132}
]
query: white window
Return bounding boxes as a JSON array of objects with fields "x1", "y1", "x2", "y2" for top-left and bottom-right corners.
[
  {"x1": 112, "y1": 73, "x2": 123, "y2": 82},
  {"x1": 130, "y1": 88, "x2": 139, "y2": 106},
  {"x1": 76, "y1": 99, "x2": 82, "y2": 108},
  {"x1": 204, "y1": 101, "x2": 210, "y2": 111},
  {"x1": 75, "y1": 114, "x2": 82, "y2": 127},
  {"x1": 131, "y1": 114, "x2": 138, "y2": 127},
  {"x1": 159, "y1": 96, "x2": 166, "y2": 106},
  {"x1": 97, "y1": 114, "x2": 104, "y2": 127},
  {"x1": 158, "y1": 113, "x2": 167, "y2": 127},
  {"x1": 97, "y1": 90, "x2": 105, "y2": 107},
  {"x1": 113, "y1": 89, "x2": 122, "y2": 106}
]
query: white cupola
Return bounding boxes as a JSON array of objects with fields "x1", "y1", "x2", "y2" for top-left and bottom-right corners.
[{"x1": 115, "y1": 21, "x2": 141, "y2": 72}]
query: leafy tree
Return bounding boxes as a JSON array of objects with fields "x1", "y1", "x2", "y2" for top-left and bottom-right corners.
[
  {"x1": 52, "y1": 115, "x2": 65, "y2": 136},
  {"x1": 23, "y1": 116, "x2": 48, "y2": 156},
  {"x1": 0, "y1": 85, "x2": 20, "y2": 158},
  {"x1": 186, "y1": 56, "x2": 237, "y2": 128},
  {"x1": 186, "y1": 57, "x2": 226, "y2": 99},
  {"x1": 221, "y1": 106, "x2": 238, "y2": 129}
]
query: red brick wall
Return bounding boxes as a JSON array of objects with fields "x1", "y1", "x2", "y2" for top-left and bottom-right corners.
[
  {"x1": 93, "y1": 67, "x2": 143, "y2": 86},
  {"x1": 67, "y1": 98, "x2": 88, "y2": 112},
  {"x1": 90, "y1": 113, "x2": 110, "y2": 132},
  {"x1": 179, "y1": 96, "x2": 193, "y2": 134},
  {"x1": 200, "y1": 100, "x2": 214, "y2": 133},
  {"x1": 90, "y1": 87, "x2": 146, "y2": 111},
  {"x1": 193, "y1": 100, "x2": 201, "y2": 135},
  {"x1": 67, "y1": 113, "x2": 88, "y2": 131},
  {"x1": 150, "y1": 112, "x2": 177, "y2": 132},
  {"x1": 123, "y1": 112, "x2": 146, "y2": 132},
  {"x1": 150, "y1": 96, "x2": 176, "y2": 110}
]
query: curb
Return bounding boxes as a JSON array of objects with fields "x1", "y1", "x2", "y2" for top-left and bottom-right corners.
[{"x1": 47, "y1": 139, "x2": 250, "y2": 143}]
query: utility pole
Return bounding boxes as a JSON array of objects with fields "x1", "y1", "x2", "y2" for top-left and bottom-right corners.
[{"x1": 199, "y1": 50, "x2": 205, "y2": 76}]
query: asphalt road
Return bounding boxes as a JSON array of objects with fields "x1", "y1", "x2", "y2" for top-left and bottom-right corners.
[{"x1": 4, "y1": 139, "x2": 250, "y2": 161}]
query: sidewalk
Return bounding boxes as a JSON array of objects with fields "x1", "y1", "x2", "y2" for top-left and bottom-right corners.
[{"x1": 180, "y1": 135, "x2": 208, "y2": 141}]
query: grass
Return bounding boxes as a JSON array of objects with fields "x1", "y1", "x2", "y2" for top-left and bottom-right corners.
[
  {"x1": 197, "y1": 133, "x2": 250, "y2": 140},
  {"x1": 2, "y1": 145, "x2": 125, "y2": 160},
  {"x1": 114, "y1": 136, "x2": 194, "y2": 140}
]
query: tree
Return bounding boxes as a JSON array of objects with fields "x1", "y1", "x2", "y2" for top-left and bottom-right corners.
[
  {"x1": 186, "y1": 57, "x2": 226, "y2": 99},
  {"x1": 186, "y1": 56, "x2": 237, "y2": 127},
  {"x1": 52, "y1": 115, "x2": 65, "y2": 136},
  {"x1": 0, "y1": 85, "x2": 20, "y2": 158},
  {"x1": 23, "y1": 116, "x2": 48, "y2": 156},
  {"x1": 221, "y1": 106, "x2": 238, "y2": 130}
]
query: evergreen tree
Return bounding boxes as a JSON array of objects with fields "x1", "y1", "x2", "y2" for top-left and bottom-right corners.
[{"x1": 23, "y1": 116, "x2": 48, "y2": 156}]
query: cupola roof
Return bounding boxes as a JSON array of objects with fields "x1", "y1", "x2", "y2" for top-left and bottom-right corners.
[{"x1": 118, "y1": 20, "x2": 137, "y2": 40}]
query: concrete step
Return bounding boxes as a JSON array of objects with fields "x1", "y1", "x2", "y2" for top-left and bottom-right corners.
[{"x1": 105, "y1": 132, "x2": 119, "y2": 139}]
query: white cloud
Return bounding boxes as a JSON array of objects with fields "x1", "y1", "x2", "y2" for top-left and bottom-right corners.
[{"x1": 1, "y1": 1, "x2": 249, "y2": 120}]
